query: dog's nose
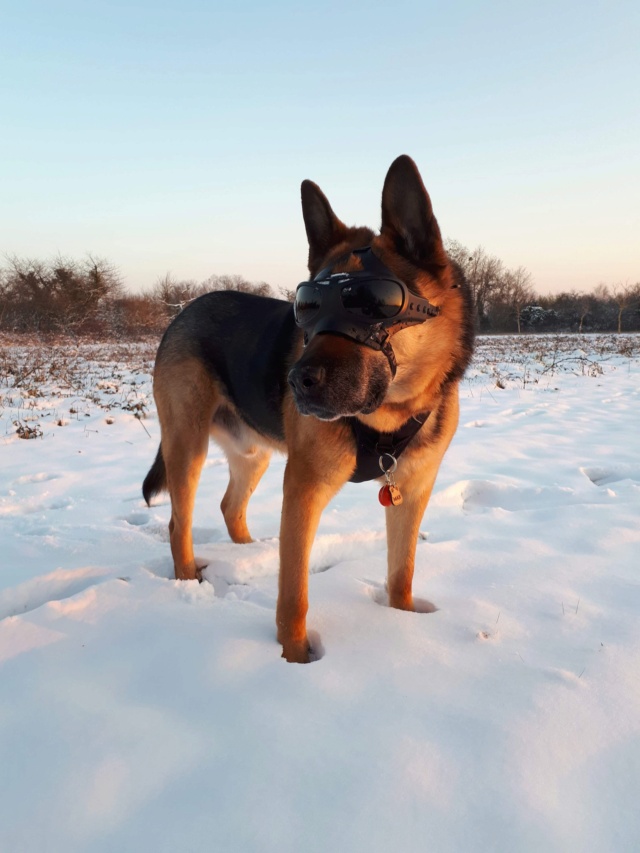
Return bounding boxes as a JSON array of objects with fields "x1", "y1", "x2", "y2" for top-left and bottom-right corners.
[{"x1": 288, "y1": 364, "x2": 325, "y2": 395}]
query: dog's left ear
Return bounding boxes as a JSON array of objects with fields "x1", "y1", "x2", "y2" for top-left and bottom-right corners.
[
  {"x1": 301, "y1": 180, "x2": 348, "y2": 273},
  {"x1": 381, "y1": 155, "x2": 448, "y2": 268}
]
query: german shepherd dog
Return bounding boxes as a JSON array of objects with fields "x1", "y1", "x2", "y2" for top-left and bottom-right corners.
[{"x1": 143, "y1": 155, "x2": 474, "y2": 663}]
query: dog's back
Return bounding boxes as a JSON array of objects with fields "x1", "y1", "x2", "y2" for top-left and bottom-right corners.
[{"x1": 156, "y1": 290, "x2": 297, "y2": 441}]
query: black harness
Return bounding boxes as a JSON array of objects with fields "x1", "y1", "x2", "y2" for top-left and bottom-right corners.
[{"x1": 348, "y1": 411, "x2": 430, "y2": 482}]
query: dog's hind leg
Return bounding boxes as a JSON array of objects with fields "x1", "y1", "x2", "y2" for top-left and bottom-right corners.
[
  {"x1": 154, "y1": 357, "x2": 217, "y2": 581},
  {"x1": 210, "y1": 408, "x2": 276, "y2": 544},
  {"x1": 164, "y1": 429, "x2": 210, "y2": 580},
  {"x1": 219, "y1": 444, "x2": 271, "y2": 544}
]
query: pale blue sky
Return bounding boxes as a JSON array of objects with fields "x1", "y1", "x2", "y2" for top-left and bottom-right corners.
[{"x1": 1, "y1": 0, "x2": 638, "y2": 294}]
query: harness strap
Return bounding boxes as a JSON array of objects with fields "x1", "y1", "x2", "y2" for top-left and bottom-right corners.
[{"x1": 348, "y1": 411, "x2": 430, "y2": 483}]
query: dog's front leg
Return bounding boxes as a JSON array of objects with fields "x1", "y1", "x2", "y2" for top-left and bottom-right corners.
[
  {"x1": 277, "y1": 456, "x2": 350, "y2": 663},
  {"x1": 385, "y1": 392, "x2": 459, "y2": 610},
  {"x1": 385, "y1": 471, "x2": 439, "y2": 611},
  {"x1": 276, "y1": 467, "x2": 332, "y2": 663}
]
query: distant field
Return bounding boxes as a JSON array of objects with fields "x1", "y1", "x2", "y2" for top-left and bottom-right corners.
[{"x1": 2, "y1": 333, "x2": 639, "y2": 442}]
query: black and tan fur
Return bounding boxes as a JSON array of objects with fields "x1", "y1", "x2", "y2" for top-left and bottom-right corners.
[{"x1": 143, "y1": 155, "x2": 474, "y2": 663}]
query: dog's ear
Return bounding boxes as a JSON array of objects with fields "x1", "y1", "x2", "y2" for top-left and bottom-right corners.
[
  {"x1": 381, "y1": 155, "x2": 448, "y2": 268},
  {"x1": 301, "y1": 180, "x2": 347, "y2": 273}
]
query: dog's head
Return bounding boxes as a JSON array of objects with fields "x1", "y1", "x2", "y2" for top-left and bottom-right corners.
[{"x1": 288, "y1": 155, "x2": 464, "y2": 421}]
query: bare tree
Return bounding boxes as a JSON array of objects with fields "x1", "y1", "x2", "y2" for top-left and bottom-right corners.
[
  {"x1": 487, "y1": 266, "x2": 534, "y2": 332},
  {"x1": 610, "y1": 282, "x2": 639, "y2": 333},
  {"x1": 151, "y1": 274, "x2": 207, "y2": 316},
  {"x1": 150, "y1": 272, "x2": 274, "y2": 320},
  {"x1": 83, "y1": 255, "x2": 123, "y2": 302},
  {"x1": 503, "y1": 267, "x2": 535, "y2": 333},
  {"x1": 278, "y1": 286, "x2": 296, "y2": 302},
  {"x1": 0, "y1": 254, "x2": 123, "y2": 332},
  {"x1": 203, "y1": 273, "x2": 272, "y2": 298},
  {"x1": 575, "y1": 292, "x2": 591, "y2": 333},
  {"x1": 445, "y1": 240, "x2": 502, "y2": 329}
]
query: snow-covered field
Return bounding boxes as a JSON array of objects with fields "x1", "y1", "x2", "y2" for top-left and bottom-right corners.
[{"x1": 1, "y1": 334, "x2": 639, "y2": 853}]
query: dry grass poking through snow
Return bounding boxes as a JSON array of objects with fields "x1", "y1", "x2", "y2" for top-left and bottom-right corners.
[
  {"x1": 1, "y1": 332, "x2": 639, "y2": 441},
  {"x1": 0, "y1": 338, "x2": 156, "y2": 441},
  {"x1": 468, "y1": 332, "x2": 640, "y2": 389}
]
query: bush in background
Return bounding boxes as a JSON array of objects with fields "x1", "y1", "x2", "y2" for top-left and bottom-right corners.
[
  {"x1": 0, "y1": 260, "x2": 274, "y2": 338},
  {"x1": 0, "y1": 252, "x2": 638, "y2": 338}
]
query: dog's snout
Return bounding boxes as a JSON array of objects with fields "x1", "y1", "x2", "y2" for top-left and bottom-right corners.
[{"x1": 288, "y1": 364, "x2": 325, "y2": 394}]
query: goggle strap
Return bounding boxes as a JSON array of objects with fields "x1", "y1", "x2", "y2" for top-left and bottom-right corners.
[
  {"x1": 364, "y1": 327, "x2": 397, "y2": 377},
  {"x1": 380, "y1": 338, "x2": 397, "y2": 377}
]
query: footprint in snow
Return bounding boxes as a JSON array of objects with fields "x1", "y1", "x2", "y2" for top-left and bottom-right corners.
[
  {"x1": 12, "y1": 472, "x2": 62, "y2": 486},
  {"x1": 440, "y1": 479, "x2": 576, "y2": 513},
  {"x1": 121, "y1": 513, "x2": 224, "y2": 545},
  {"x1": 581, "y1": 465, "x2": 640, "y2": 487},
  {"x1": 0, "y1": 566, "x2": 116, "y2": 621},
  {"x1": 202, "y1": 573, "x2": 274, "y2": 610},
  {"x1": 306, "y1": 630, "x2": 325, "y2": 662},
  {"x1": 122, "y1": 510, "x2": 149, "y2": 526}
]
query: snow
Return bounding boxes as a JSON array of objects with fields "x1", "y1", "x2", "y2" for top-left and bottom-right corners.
[{"x1": 1, "y1": 334, "x2": 639, "y2": 853}]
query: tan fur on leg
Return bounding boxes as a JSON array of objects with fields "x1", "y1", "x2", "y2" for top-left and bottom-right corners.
[
  {"x1": 219, "y1": 446, "x2": 271, "y2": 543},
  {"x1": 154, "y1": 357, "x2": 218, "y2": 580},
  {"x1": 385, "y1": 390, "x2": 460, "y2": 610},
  {"x1": 276, "y1": 411, "x2": 356, "y2": 662}
]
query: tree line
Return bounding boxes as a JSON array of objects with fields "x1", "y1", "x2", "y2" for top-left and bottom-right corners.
[
  {"x1": 0, "y1": 256, "x2": 273, "y2": 336},
  {"x1": 1, "y1": 250, "x2": 638, "y2": 337},
  {"x1": 445, "y1": 240, "x2": 640, "y2": 334}
]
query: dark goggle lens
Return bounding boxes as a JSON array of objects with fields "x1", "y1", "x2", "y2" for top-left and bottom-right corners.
[
  {"x1": 341, "y1": 279, "x2": 404, "y2": 320},
  {"x1": 294, "y1": 285, "x2": 321, "y2": 324}
]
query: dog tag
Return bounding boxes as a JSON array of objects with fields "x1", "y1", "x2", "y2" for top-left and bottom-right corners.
[
  {"x1": 378, "y1": 484, "x2": 403, "y2": 507},
  {"x1": 388, "y1": 484, "x2": 403, "y2": 506},
  {"x1": 378, "y1": 452, "x2": 402, "y2": 507},
  {"x1": 379, "y1": 485, "x2": 392, "y2": 506}
]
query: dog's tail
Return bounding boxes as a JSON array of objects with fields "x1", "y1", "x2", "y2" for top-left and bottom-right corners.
[{"x1": 142, "y1": 444, "x2": 167, "y2": 505}]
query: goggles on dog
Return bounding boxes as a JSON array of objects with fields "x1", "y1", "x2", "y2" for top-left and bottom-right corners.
[{"x1": 294, "y1": 247, "x2": 439, "y2": 375}]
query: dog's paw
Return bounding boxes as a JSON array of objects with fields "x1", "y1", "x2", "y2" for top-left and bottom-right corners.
[
  {"x1": 280, "y1": 637, "x2": 312, "y2": 664},
  {"x1": 175, "y1": 558, "x2": 209, "y2": 583}
]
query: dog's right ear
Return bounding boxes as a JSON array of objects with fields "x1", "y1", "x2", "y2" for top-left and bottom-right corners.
[
  {"x1": 381, "y1": 155, "x2": 448, "y2": 269},
  {"x1": 301, "y1": 180, "x2": 347, "y2": 274}
]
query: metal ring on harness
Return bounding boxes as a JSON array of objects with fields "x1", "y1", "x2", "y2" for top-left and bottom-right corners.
[{"x1": 378, "y1": 453, "x2": 398, "y2": 474}]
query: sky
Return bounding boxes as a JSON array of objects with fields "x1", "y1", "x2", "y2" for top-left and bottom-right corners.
[{"x1": 1, "y1": 0, "x2": 638, "y2": 296}]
